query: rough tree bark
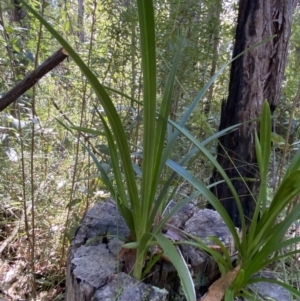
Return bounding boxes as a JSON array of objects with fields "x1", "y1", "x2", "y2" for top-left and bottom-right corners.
[
  {"x1": 9, "y1": 0, "x2": 26, "y2": 24},
  {"x1": 209, "y1": 0, "x2": 296, "y2": 227}
]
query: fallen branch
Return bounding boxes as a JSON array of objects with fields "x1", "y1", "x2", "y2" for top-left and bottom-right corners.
[{"x1": 0, "y1": 48, "x2": 69, "y2": 111}]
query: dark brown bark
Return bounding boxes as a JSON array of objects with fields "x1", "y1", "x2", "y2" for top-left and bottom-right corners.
[
  {"x1": 209, "y1": 0, "x2": 295, "y2": 227},
  {"x1": 10, "y1": 0, "x2": 26, "y2": 24},
  {"x1": 0, "y1": 48, "x2": 69, "y2": 112}
]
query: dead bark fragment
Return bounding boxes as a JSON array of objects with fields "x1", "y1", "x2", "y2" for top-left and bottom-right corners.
[{"x1": 200, "y1": 265, "x2": 241, "y2": 301}]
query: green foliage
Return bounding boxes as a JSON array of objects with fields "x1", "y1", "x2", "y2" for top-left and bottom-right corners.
[
  {"x1": 173, "y1": 102, "x2": 300, "y2": 298},
  {"x1": 1, "y1": 0, "x2": 300, "y2": 300},
  {"x1": 20, "y1": 1, "x2": 198, "y2": 299},
  {"x1": 20, "y1": 0, "x2": 284, "y2": 299}
]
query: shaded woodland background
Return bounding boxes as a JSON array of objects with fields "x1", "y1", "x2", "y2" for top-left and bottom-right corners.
[{"x1": 1, "y1": 0, "x2": 300, "y2": 300}]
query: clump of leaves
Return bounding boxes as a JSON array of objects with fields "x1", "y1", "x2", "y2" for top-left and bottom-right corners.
[{"x1": 171, "y1": 102, "x2": 300, "y2": 300}]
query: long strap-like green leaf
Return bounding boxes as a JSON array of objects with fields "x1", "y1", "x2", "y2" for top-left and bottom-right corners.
[{"x1": 137, "y1": 0, "x2": 157, "y2": 233}]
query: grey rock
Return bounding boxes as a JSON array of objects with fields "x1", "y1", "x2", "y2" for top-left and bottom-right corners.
[
  {"x1": 246, "y1": 272, "x2": 293, "y2": 301},
  {"x1": 93, "y1": 272, "x2": 168, "y2": 301}
]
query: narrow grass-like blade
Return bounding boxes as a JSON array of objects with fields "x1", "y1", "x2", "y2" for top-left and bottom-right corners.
[
  {"x1": 262, "y1": 171, "x2": 300, "y2": 226},
  {"x1": 97, "y1": 112, "x2": 136, "y2": 235},
  {"x1": 260, "y1": 101, "x2": 271, "y2": 179},
  {"x1": 282, "y1": 146, "x2": 300, "y2": 180},
  {"x1": 167, "y1": 120, "x2": 245, "y2": 244},
  {"x1": 153, "y1": 191, "x2": 200, "y2": 234},
  {"x1": 246, "y1": 169, "x2": 300, "y2": 259},
  {"x1": 177, "y1": 239, "x2": 229, "y2": 270},
  {"x1": 166, "y1": 158, "x2": 240, "y2": 249},
  {"x1": 248, "y1": 102, "x2": 271, "y2": 244},
  {"x1": 155, "y1": 123, "x2": 240, "y2": 212},
  {"x1": 209, "y1": 236, "x2": 233, "y2": 268},
  {"x1": 154, "y1": 232, "x2": 196, "y2": 301},
  {"x1": 259, "y1": 101, "x2": 271, "y2": 212},
  {"x1": 244, "y1": 201, "x2": 300, "y2": 279},
  {"x1": 55, "y1": 118, "x2": 116, "y2": 199},
  {"x1": 247, "y1": 278, "x2": 300, "y2": 299},
  {"x1": 150, "y1": 124, "x2": 239, "y2": 230},
  {"x1": 162, "y1": 36, "x2": 276, "y2": 169},
  {"x1": 137, "y1": 0, "x2": 157, "y2": 226},
  {"x1": 70, "y1": 126, "x2": 105, "y2": 136},
  {"x1": 148, "y1": 39, "x2": 185, "y2": 225}
]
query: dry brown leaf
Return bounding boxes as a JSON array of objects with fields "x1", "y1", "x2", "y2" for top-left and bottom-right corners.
[
  {"x1": 118, "y1": 246, "x2": 137, "y2": 275},
  {"x1": 200, "y1": 264, "x2": 241, "y2": 301}
]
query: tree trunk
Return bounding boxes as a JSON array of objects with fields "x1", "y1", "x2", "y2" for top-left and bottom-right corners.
[
  {"x1": 209, "y1": 0, "x2": 295, "y2": 227},
  {"x1": 10, "y1": 0, "x2": 26, "y2": 24}
]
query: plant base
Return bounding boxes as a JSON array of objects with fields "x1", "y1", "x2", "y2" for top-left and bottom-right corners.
[{"x1": 66, "y1": 200, "x2": 234, "y2": 300}]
